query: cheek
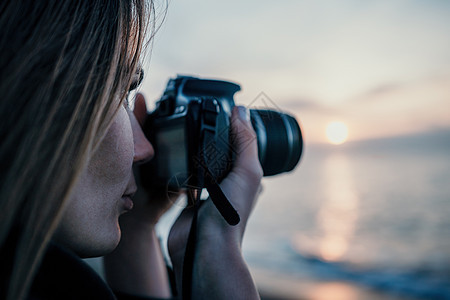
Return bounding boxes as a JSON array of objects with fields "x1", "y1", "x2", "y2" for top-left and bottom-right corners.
[
  {"x1": 89, "y1": 141, "x2": 133, "y2": 184},
  {"x1": 88, "y1": 111, "x2": 134, "y2": 186},
  {"x1": 54, "y1": 109, "x2": 135, "y2": 256}
]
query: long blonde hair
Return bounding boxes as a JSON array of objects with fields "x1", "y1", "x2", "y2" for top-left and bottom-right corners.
[{"x1": 0, "y1": 1, "x2": 154, "y2": 299}]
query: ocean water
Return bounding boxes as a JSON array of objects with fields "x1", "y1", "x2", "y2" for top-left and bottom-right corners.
[{"x1": 243, "y1": 132, "x2": 450, "y2": 299}]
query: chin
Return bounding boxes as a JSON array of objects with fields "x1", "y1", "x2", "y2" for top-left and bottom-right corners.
[
  {"x1": 77, "y1": 228, "x2": 122, "y2": 258},
  {"x1": 78, "y1": 240, "x2": 121, "y2": 258}
]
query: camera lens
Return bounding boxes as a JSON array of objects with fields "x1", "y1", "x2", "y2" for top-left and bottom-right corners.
[{"x1": 250, "y1": 109, "x2": 303, "y2": 176}]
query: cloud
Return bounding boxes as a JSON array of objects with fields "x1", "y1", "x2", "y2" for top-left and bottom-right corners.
[
  {"x1": 279, "y1": 98, "x2": 325, "y2": 111},
  {"x1": 362, "y1": 83, "x2": 405, "y2": 98}
]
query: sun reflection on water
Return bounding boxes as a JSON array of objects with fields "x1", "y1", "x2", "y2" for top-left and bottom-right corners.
[
  {"x1": 290, "y1": 153, "x2": 360, "y2": 262},
  {"x1": 318, "y1": 153, "x2": 359, "y2": 262}
]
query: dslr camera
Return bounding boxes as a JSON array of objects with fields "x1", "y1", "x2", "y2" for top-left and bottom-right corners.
[{"x1": 141, "y1": 76, "x2": 302, "y2": 191}]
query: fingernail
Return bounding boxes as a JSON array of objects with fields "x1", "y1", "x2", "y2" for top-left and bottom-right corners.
[{"x1": 238, "y1": 106, "x2": 250, "y2": 122}]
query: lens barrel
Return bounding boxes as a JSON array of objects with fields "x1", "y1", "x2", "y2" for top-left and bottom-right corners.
[{"x1": 250, "y1": 110, "x2": 302, "y2": 176}]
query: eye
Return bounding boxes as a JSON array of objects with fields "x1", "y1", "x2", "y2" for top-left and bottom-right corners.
[
  {"x1": 126, "y1": 68, "x2": 144, "y2": 109},
  {"x1": 129, "y1": 68, "x2": 144, "y2": 92}
]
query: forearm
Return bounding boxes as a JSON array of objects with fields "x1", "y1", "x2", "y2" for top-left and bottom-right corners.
[
  {"x1": 169, "y1": 200, "x2": 260, "y2": 300},
  {"x1": 192, "y1": 235, "x2": 259, "y2": 300},
  {"x1": 104, "y1": 219, "x2": 171, "y2": 298}
]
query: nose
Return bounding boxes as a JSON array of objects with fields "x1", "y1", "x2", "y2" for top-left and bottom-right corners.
[{"x1": 129, "y1": 111, "x2": 154, "y2": 164}]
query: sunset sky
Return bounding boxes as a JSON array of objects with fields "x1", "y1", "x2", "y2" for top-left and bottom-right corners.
[{"x1": 141, "y1": 0, "x2": 450, "y2": 145}]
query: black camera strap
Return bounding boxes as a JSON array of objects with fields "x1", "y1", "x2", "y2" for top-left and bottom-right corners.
[
  {"x1": 199, "y1": 98, "x2": 240, "y2": 226},
  {"x1": 200, "y1": 130, "x2": 240, "y2": 226},
  {"x1": 181, "y1": 99, "x2": 241, "y2": 299},
  {"x1": 181, "y1": 189, "x2": 200, "y2": 300},
  {"x1": 181, "y1": 182, "x2": 238, "y2": 299},
  {"x1": 204, "y1": 166, "x2": 240, "y2": 226}
]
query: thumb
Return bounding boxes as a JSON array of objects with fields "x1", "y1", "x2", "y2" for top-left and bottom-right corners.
[{"x1": 230, "y1": 106, "x2": 262, "y2": 176}]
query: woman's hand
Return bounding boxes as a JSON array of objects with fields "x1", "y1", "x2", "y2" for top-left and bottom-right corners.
[{"x1": 168, "y1": 105, "x2": 263, "y2": 299}]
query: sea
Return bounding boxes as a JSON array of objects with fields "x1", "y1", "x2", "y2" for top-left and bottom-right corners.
[{"x1": 239, "y1": 129, "x2": 450, "y2": 299}]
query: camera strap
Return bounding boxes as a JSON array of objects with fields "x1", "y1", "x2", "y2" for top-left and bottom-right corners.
[
  {"x1": 181, "y1": 99, "x2": 241, "y2": 299},
  {"x1": 199, "y1": 98, "x2": 240, "y2": 226},
  {"x1": 181, "y1": 183, "x2": 238, "y2": 299},
  {"x1": 204, "y1": 168, "x2": 240, "y2": 226},
  {"x1": 181, "y1": 189, "x2": 201, "y2": 300}
]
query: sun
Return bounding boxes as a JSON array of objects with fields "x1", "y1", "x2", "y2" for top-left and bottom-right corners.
[{"x1": 326, "y1": 121, "x2": 349, "y2": 145}]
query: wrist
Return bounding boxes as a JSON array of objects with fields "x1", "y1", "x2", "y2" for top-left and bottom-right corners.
[{"x1": 196, "y1": 199, "x2": 246, "y2": 249}]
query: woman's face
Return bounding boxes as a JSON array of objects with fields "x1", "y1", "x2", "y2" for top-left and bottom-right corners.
[{"x1": 54, "y1": 105, "x2": 154, "y2": 257}]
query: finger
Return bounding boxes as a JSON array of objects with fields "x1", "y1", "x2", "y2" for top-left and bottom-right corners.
[
  {"x1": 231, "y1": 106, "x2": 259, "y2": 166},
  {"x1": 133, "y1": 93, "x2": 147, "y2": 126}
]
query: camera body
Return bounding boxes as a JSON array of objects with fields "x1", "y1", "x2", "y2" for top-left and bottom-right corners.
[
  {"x1": 141, "y1": 76, "x2": 302, "y2": 190},
  {"x1": 141, "y1": 76, "x2": 237, "y2": 189}
]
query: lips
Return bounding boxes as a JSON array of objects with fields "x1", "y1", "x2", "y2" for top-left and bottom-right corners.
[{"x1": 121, "y1": 183, "x2": 137, "y2": 212}]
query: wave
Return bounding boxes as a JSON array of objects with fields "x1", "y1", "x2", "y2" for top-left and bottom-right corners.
[
  {"x1": 245, "y1": 243, "x2": 450, "y2": 300},
  {"x1": 294, "y1": 252, "x2": 450, "y2": 300}
]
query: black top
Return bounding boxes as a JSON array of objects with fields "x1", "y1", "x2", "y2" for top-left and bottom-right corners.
[{"x1": 28, "y1": 243, "x2": 170, "y2": 300}]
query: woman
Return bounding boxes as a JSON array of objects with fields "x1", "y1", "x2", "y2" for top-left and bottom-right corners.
[{"x1": 0, "y1": 1, "x2": 262, "y2": 299}]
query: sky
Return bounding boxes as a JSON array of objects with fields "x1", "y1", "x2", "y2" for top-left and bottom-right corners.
[{"x1": 141, "y1": 0, "x2": 450, "y2": 145}]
